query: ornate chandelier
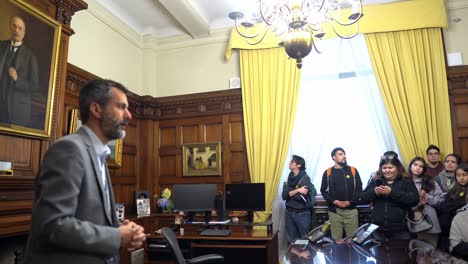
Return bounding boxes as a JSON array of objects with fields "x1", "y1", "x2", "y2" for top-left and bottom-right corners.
[{"x1": 229, "y1": 0, "x2": 363, "y2": 68}]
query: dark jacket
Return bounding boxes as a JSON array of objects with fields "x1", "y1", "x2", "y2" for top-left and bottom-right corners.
[
  {"x1": 282, "y1": 170, "x2": 317, "y2": 212},
  {"x1": 360, "y1": 176, "x2": 419, "y2": 231},
  {"x1": 438, "y1": 191, "x2": 466, "y2": 236},
  {"x1": 320, "y1": 166, "x2": 362, "y2": 213}
]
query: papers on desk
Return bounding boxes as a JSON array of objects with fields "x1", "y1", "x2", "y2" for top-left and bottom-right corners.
[
  {"x1": 292, "y1": 239, "x2": 309, "y2": 246},
  {"x1": 209, "y1": 219, "x2": 231, "y2": 224},
  {"x1": 189, "y1": 219, "x2": 231, "y2": 224},
  {"x1": 292, "y1": 239, "x2": 309, "y2": 250}
]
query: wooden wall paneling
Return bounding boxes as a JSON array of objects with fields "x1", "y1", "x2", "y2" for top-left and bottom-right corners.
[
  {"x1": 152, "y1": 121, "x2": 160, "y2": 203},
  {"x1": 0, "y1": 136, "x2": 40, "y2": 177},
  {"x1": 133, "y1": 118, "x2": 155, "y2": 205},
  {"x1": 118, "y1": 155, "x2": 136, "y2": 178},
  {"x1": 154, "y1": 90, "x2": 249, "y2": 194},
  {"x1": 228, "y1": 114, "x2": 249, "y2": 183},
  {"x1": 182, "y1": 124, "x2": 200, "y2": 144},
  {"x1": 159, "y1": 155, "x2": 177, "y2": 179},
  {"x1": 113, "y1": 184, "x2": 139, "y2": 217},
  {"x1": 205, "y1": 122, "x2": 223, "y2": 142},
  {"x1": 160, "y1": 126, "x2": 176, "y2": 146},
  {"x1": 448, "y1": 65, "x2": 468, "y2": 162},
  {"x1": 222, "y1": 115, "x2": 232, "y2": 184}
]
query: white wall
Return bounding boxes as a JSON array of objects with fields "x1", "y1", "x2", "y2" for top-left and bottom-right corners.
[
  {"x1": 444, "y1": 6, "x2": 468, "y2": 66},
  {"x1": 155, "y1": 40, "x2": 240, "y2": 97},
  {"x1": 68, "y1": 4, "x2": 144, "y2": 94},
  {"x1": 68, "y1": 0, "x2": 239, "y2": 97}
]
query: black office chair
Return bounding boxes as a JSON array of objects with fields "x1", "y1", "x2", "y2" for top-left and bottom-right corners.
[{"x1": 161, "y1": 227, "x2": 224, "y2": 264}]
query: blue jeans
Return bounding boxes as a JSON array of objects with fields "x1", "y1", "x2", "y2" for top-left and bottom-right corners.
[{"x1": 286, "y1": 210, "x2": 311, "y2": 244}]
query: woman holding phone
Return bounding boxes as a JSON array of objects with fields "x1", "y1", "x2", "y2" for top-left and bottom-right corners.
[
  {"x1": 408, "y1": 157, "x2": 444, "y2": 247},
  {"x1": 360, "y1": 154, "x2": 419, "y2": 241}
]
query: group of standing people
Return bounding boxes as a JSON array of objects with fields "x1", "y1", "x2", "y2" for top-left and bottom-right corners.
[{"x1": 282, "y1": 145, "x2": 468, "y2": 263}]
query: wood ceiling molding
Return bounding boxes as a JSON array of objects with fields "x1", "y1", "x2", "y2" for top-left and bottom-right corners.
[
  {"x1": 154, "y1": 89, "x2": 243, "y2": 120},
  {"x1": 56, "y1": 0, "x2": 88, "y2": 26}
]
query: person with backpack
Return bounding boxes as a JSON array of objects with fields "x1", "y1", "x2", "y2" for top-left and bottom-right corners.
[
  {"x1": 282, "y1": 155, "x2": 317, "y2": 244},
  {"x1": 320, "y1": 147, "x2": 363, "y2": 241}
]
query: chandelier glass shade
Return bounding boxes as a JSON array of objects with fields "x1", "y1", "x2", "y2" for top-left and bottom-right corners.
[{"x1": 229, "y1": 0, "x2": 364, "y2": 68}]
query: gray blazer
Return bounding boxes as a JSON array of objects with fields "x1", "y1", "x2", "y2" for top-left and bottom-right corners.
[{"x1": 23, "y1": 127, "x2": 121, "y2": 264}]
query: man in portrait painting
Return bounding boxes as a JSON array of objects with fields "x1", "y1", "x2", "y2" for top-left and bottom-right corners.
[{"x1": 0, "y1": 15, "x2": 39, "y2": 127}]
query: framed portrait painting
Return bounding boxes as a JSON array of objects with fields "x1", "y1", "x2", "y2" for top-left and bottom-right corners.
[
  {"x1": 0, "y1": 0, "x2": 61, "y2": 138},
  {"x1": 182, "y1": 142, "x2": 222, "y2": 176},
  {"x1": 68, "y1": 108, "x2": 123, "y2": 168}
]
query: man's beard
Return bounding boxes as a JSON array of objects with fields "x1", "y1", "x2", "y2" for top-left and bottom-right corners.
[
  {"x1": 338, "y1": 160, "x2": 347, "y2": 167},
  {"x1": 101, "y1": 114, "x2": 127, "y2": 140}
]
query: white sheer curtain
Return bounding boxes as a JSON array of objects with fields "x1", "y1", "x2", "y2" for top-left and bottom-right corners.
[{"x1": 272, "y1": 35, "x2": 400, "y2": 258}]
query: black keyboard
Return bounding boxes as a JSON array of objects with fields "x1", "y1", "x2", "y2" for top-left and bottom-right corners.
[{"x1": 199, "y1": 229, "x2": 232, "y2": 237}]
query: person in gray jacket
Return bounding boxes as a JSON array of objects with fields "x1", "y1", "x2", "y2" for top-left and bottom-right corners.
[{"x1": 23, "y1": 79, "x2": 145, "y2": 264}]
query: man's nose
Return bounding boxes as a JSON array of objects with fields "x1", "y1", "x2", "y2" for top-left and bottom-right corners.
[{"x1": 126, "y1": 109, "x2": 132, "y2": 120}]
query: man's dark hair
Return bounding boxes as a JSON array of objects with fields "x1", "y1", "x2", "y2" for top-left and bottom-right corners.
[
  {"x1": 331, "y1": 147, "x2": 345, "y2": 158},
  {"x1": 79, "y1": 79, "x2": 128, "y2": 124},
  {"x1": 292, "y1": 155, "x2": 306, "y2": 171},
  {"x1": 426, "y1": 144, "x2": 440, "y2": 154}
]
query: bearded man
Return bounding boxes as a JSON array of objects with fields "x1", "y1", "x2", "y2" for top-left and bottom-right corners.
[
  {"x1": 320, "y1": 147, "x2": 363, "y2": 241},
  {"x1": 23, "y1": 79, "x2": 146, "y2": 264}
]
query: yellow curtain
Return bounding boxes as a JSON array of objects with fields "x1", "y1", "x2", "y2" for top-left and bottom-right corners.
[
  {"x1": 240, "y1": 48, "x2": 301, "y2": 222},
  {"x1": 365, "y1": 28, "x2": 453, "y2": 164}
]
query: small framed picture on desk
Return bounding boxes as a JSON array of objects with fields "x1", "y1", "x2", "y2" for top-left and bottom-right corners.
[{"x1": 136, "y1": 198, "x2": 150, "y2": 216}]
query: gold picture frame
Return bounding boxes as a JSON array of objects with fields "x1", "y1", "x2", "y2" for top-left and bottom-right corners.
[
  {"x1": 0, "y1": 0, "x2": 61, "y2": 138},
  {"x1": 68, "y1": 108, "x2": 123, "y2": 168},
  {"x1": 182, "y1": 142, "x2": 222, "y2": 176}
]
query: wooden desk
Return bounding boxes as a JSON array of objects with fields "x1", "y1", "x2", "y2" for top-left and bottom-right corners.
[{"x1": 147, "y1": 228, "x2": 278, "y2": 264}]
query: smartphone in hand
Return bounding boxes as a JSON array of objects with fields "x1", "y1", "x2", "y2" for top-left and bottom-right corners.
[{"x1": 375, "y1": 178, "x2": 384, "y2": 186}]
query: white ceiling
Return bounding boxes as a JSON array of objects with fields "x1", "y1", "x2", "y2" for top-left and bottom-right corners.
[{"x1": 93, "y1": 0, "x2": 466, "y2": 40}]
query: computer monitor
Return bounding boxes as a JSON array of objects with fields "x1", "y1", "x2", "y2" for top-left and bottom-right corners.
[
  {"x1": 173, "y1": 184, "x2": 217, "y2": 222},
  {"x1": 225, "y1": 183, "x2": 266, "y2": 223}
]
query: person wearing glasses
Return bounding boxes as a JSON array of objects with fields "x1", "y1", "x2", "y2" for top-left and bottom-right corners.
[
  {"x1": 435, "y1": 153, "x2": 462, "y2": 193},
  {"x1": 426, "y1": 145, "x2": 444, "y2": 178},
  {"x1": 320, "y1": 147, "x2": 363, "y2": 241},
  {"x1": 360, "y1": 155, "x2": 419, "y2": 241}
]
